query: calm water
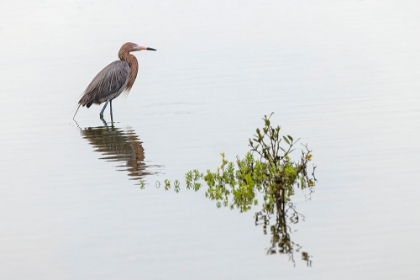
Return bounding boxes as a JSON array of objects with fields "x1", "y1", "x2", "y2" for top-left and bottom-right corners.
[{"x1": 1, "y1": 0, "x2": 420, "y2": 279}]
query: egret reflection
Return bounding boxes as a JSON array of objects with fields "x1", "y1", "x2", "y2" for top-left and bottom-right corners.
[{"x1": 79, "y1": 123, "x2": 161, "y2": 183}]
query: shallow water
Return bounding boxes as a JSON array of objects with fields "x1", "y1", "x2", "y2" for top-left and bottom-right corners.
[{"x1": 1, "y1": 0, "x2": 420, "y2": 279}]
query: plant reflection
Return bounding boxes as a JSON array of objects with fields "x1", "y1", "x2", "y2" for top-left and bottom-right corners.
[
  {"x1": 181, "y1": 113, "x2": 316, "y2": 266},
  {"x1": 79, "y1": 122, "x2": 161, "y2": 183},
  {"x1": 255, "y1": 202, "x2": 312, "y2": 266}
]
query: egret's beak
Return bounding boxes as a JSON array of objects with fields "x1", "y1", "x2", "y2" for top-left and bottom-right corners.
[{"x1": 136, "y1": 46, "x2": 157, "y2": 51}]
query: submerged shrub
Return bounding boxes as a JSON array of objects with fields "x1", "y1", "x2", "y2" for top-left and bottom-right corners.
[{"x1": 185, "y1": 113, "x2": 316, "y2": 216}]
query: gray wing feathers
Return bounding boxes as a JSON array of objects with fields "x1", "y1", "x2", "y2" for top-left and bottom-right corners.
[{"x1": 79, "y1": 60, "x2": 130, "y2": 107}]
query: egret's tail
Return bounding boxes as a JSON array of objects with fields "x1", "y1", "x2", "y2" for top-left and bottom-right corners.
[{"x1": 73, "y1": 104, "x2": 81, "y2": 119}]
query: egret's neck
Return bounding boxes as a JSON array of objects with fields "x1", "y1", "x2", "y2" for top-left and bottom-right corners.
[{"x1": 119, "y1": 52, "x2": 139, "y2": 91}]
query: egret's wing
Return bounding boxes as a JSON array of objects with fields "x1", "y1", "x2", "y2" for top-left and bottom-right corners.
[{"x1": 79, "y1": 60, "x2": 130, "y2": 107}]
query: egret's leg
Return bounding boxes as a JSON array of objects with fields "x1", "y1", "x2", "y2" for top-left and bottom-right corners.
[
  {"x1": 100, "y1": 117, "x2": 108, "y2": 127},
  {"x1": 99, "y1": 100, "x2": 109, "y2": 119},
  {"x1": 110, "y1": 100, "x2": 114, "y2": 123}
]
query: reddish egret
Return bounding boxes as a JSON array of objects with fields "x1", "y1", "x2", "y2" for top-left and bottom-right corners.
[{"x1": 73, "y1": 42, "x2": 156, "y2": 121}]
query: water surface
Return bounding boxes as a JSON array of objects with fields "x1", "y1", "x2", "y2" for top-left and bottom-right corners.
[{"x1": 1, "y1": 0, "x2": 420, "y2": 279}]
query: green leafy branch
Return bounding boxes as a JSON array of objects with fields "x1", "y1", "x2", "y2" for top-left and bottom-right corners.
[{"x1": 181, "y1": 113, "x2": 316, "y2": 215}]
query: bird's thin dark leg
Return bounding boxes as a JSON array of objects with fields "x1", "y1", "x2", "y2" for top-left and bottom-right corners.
[
  {"x1": 110, "y1": 100, "x2": 114, "y2": 123},
  {"x1": 100, "y1": 117, "x2": 108, "y2": 128},
  {"x1": 100, "y1": 100, "x2": 109, "y2": 119}
]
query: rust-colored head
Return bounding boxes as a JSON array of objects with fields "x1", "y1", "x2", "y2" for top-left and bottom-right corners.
[
  {"x1": 118, "y1": 42, "x2": 156, "y2": 91},
  {"x1": 119, "y1": 42, "x2": 156, "y2": 58}
]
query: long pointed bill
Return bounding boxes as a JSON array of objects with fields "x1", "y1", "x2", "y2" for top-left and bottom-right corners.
[{"x1": 137, "y1": 45, "x2": 157, "y2": 51}]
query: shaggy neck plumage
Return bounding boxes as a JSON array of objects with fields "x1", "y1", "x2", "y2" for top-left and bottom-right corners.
[{"x1": 118, "y1": 48, "x2": 139, "y2": 91}]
